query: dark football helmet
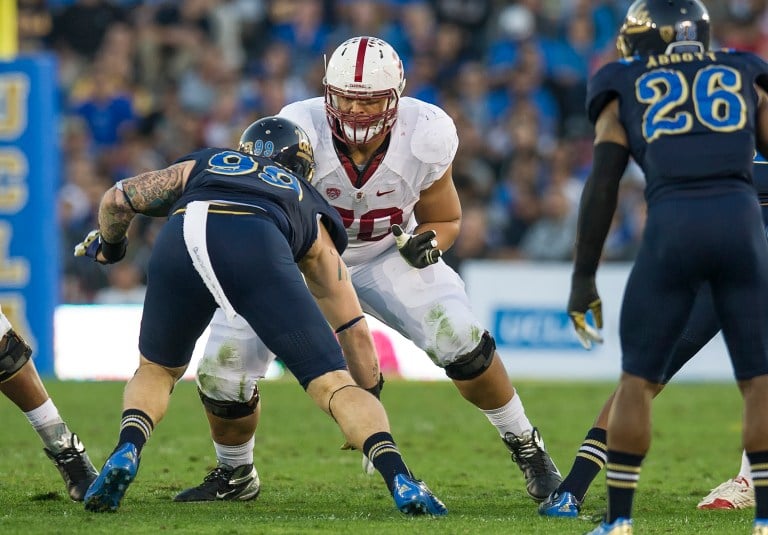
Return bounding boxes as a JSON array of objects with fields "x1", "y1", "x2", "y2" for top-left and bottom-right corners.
[
  {"x1": 238, "y1": 116, "x2": 315, "y2": 183},
  {"x1": 617, "y1": 0, "x2": 710, "y2": 58}
]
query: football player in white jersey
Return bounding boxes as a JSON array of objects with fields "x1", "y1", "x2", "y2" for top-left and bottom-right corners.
[{"x1": 174, "y1": 36, "x2": 562, "y2": 504}]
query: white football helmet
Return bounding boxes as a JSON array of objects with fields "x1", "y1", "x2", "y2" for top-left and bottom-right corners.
[{"x1": 324, "y1": 36, "x2": 406, "y2": 145}]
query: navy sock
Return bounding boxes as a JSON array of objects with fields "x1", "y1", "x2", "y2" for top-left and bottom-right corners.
[
  {"x1": 116, "y1": 408, "x2": 154, "y2": 456},
  {"x1": 749, "y1": 450, "x2": 768, "y2": 518},
  {"x1": 605, "y1": 450, "x2": 644, "y2": 523},
  {"x1": 560, "y1": 427, "x2": 607, "y2": 501},
  {"x1": 363, "y1": 432, "x2": 411, "y2": 493}
]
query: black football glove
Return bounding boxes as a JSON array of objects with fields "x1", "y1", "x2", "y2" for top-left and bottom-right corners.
[
  {"x1": 391, "y1": 224, "x2": 441, "y2": 268},
  {"x1": 73, "y1": 229, "x2": 127, "y2": 265},
  {"x1": 567, "y1": 274, "x2": 604, "y2": 350}
]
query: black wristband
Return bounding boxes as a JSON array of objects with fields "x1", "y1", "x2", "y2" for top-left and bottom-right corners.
[
  {"x1": 101, "y1": 237, "x2": 128, "y2": 263},
  {"x1": 335, "y1": 315, "x2": 365, "y2": 334}
]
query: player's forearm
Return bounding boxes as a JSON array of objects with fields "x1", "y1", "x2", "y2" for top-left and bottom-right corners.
[
  {"x1": 336, "y1": 321, "x2": 380, "y2": 390},
  {"x1": 415, "y1": 219, "x2": 461, "y2": 251},
  {"x1": 573, "y1": 142, "x2": 628, "y2": 277},
  {"x1": 313, "y1": 280, "x2": 364, "y2": 331},
  {"x1": 98, "y1": 187, "x2": 136, "y2": 244}
]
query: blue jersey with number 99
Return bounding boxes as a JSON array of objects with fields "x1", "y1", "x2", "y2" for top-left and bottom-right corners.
[{"x1": 169, "y1": 147, "x2": 347, "y2": 260}]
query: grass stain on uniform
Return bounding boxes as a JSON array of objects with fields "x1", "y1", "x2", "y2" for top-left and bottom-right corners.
[
  {"x1": 196, "y1": 343, "x2": 239, "y2": 398},
  {"x1": 424, "y1": 304, "x2": 468, "y2": 363}
]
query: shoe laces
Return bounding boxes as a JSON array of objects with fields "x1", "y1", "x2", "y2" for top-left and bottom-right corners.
[
  {"x1": 506, "y1": 432, "x2": 549, "y2": 473},
  {"x1": 203, "y1": 465, "x2": 235, "y2": 484},
  {"x1": 51, "y1": 446, "x2": 91, "y2": 482}
]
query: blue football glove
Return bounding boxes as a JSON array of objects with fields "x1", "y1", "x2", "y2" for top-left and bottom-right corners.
[
  {"x1": 391, "y1": 224, "x2": 441, "y2": 269},
  {"x1": 567, "y1": 274, "x2": 604, "y2": 350},
  {"x1": 74, "y1": 229, "x2": 127, "y2": 265}
]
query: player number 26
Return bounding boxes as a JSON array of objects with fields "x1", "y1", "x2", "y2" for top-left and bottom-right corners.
[{"x1": 637, "y1": 65, "x2": 746, "y2": 142}]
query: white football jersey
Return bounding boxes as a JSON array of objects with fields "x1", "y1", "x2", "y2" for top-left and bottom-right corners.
[{"x1": 279, "y1": 97, "x2": 459, "y2": 266}]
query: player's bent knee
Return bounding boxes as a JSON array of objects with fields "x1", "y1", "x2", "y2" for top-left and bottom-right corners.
[
  {"x1": 444, "y1": 331, "x2": 496, "y2": 381},
  {"x1": 198, "y1": 385, "x2": 260, "y2": 419},
  {"x1": 0, "y1": 329, "x2": 32, "y2": 383}
]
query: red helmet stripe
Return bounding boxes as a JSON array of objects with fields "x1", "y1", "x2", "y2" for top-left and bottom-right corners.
[{"x1": 354, "y1": 37, "x2": 369, "y2": 83}]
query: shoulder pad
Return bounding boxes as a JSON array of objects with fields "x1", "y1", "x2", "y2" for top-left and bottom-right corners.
[
  {"x1": 278, "y1": 99, "x2": 323, "y2": 149},
  {"x1": 408, "y1": 100, "x2": 458, "y2": 165},
  {"x1": 172, "y1": 147, "x2": 219, "y2": 165},
  {"x1": 586, "y1": 62, "x2": 627, "y2": 124},
  {"x1": 737, "y1": 51, "x2": 768, "y2": 93}
]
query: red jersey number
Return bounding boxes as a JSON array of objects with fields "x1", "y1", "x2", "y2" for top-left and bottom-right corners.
[{"x1": 335, "y1": 207, "x2": 404, "y2": 241}]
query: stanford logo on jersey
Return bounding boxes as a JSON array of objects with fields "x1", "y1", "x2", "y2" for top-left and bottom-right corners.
[{"x1": 326, "y1": 187, "x2": 341, "y2": 200}]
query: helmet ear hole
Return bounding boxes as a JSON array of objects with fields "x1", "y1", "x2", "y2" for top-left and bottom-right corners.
[{"x1": 238, "y1": 117, "x2": 315, "y2": 183}]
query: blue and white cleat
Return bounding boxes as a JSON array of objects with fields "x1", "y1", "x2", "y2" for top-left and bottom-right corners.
[
  {"x1": 586, "y1": 517, "x2": 633, "y2": 535},
  {"x1": 538, "y1": 490, "x2": 582, "y2": 517},
  {"x1": 392, "y1": 473, "x2": 447, "y2": 516},
  {"x1": 84, "y1": 443, "x2": 139, "y2": 512}
]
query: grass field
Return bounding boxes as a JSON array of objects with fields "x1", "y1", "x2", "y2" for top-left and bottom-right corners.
[{"x1": 0, "y1": 378, "x2": 754, "y2": 534}]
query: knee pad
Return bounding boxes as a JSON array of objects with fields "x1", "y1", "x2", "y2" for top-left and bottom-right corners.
[
  {"x1": 444, "y1": 331, "x2": 496, "y2": 381},
  {"x1": 198, "y1": 384, "x2": 260, "y2": 420},
  {"x1": 0, "y1": 329, "x2": 31, "y2": 383}
]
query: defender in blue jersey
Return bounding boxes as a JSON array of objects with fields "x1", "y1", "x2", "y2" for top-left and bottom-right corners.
[
  {"x1": 560, "y1": 1, "x2": 768, "y2": 534},
  {"x1": 73, "y1": 117, "x2": 446, "y2": 516}
]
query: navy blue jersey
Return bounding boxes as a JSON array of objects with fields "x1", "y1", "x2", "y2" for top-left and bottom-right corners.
[
  {"x1": 171, "y1": 148, "x2": 346, "y2": 260},
  {"x1": 587, "y1": 50, "x2": 768, "y2": 203}
]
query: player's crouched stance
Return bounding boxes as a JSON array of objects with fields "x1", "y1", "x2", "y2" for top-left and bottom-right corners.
[{"x1": 75, "y1": 117, "x2": 446, "y2": 516}]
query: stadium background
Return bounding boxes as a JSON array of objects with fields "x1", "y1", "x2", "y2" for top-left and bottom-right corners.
[{"x1": 1, "y1": 0, "x2": 763, "y2": 380}]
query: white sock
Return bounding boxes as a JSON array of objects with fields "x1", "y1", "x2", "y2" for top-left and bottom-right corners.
[
  {"x1": 24, "y1": 398, "x2": 63, "y2": 429},
  {"x1": 24, "y1": 399, "x2": 71, "y2": 452},
  {"x1": 739, "y1": 450, "x2": 753, "y2": 482},
  {"x1": 214, "y1": 435, "x2": 255, "y2": 468},
  {"x1": 481, "y1": 394, "x2": 532, "y2": 438}
]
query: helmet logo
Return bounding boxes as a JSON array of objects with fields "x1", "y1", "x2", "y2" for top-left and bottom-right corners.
[{"x1": 660, "y1": 25, "x2": 675, "y2": 43}]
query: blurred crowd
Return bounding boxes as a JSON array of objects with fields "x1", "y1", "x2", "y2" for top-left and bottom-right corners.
[{"x1": 16, "y1": 0, "x2": 768, "y2": 303}]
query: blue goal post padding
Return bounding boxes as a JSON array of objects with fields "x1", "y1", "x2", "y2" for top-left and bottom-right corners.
[{"x1": 0, "y1": 54, "x2": 59, "y2": 377}]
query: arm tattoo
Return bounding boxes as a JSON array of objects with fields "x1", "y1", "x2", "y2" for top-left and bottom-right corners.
[
  {"x1": 333, "y1": 249, "x2": 349, "y2": 281},
  {"x1": 99, "y1": 188, "x2": 135, "y2": 243},
  {"x1": 99, "y1": 163, "x2": 187, "y2": 242},
  {"x1": 121, "y1": 163, "x2": 187, "y2": 217}
]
